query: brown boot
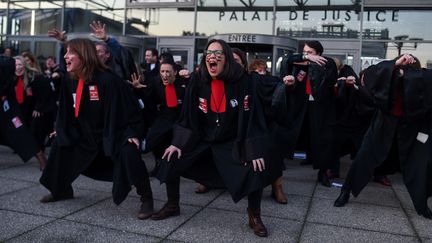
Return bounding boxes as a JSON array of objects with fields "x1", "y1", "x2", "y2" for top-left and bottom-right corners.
[
  {"x1": 271, "y1": 176, "x2": 287, "y2": 204},
  {"x1": 195, "y1": 184, "x2": 209, "y2": 194},
  {"x1": 35, "y1": 151, "x2": 46, "y2": 171},
  {"x1": 136, "y1": 177, "x2": 154, "y2": 220},
  {"x1": 151, "y1": 202, "x2": 180, "y2": 220},
  {"x1": 40, "y1": 189, "x2": 74, "y2": 203},
  {"x1": 247, "y1": 208, "x2": 268, "y2": 237}
]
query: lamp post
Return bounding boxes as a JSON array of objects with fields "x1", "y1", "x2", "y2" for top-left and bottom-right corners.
[{"x1": 394, "y1": 35, "x2": 408, "y2": 56}]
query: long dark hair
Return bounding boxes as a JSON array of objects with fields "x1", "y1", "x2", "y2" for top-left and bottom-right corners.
[
  {"x1": 65, "y1": 38, "x2": 108, "y2": 81},
  {"x1": 198, "y1": 39, "x2": 244, "y2": 82},
  {"x1": 232, "y1": 47, "x2": 248, "y2": 72}
]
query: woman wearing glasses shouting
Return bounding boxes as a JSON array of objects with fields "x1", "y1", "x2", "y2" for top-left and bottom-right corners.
[{"x1": 154, "y1": 39, "x2": 278, "y2": 237}]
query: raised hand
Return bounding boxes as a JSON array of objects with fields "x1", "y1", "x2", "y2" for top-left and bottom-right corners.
[
  {"x1": 48, "y1": 29, "x2": 67, "y2": 43},
  {"x1": 89, "y1": 21, "x2": 108, "y2": 41},
  {"x1": 127, "y1": 73, "x2": 147, "y2": 89}
]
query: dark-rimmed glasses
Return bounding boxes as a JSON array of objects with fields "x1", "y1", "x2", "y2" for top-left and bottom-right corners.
[{"x1": 204, "y1": 50, "x2": 224, "y2": 57}]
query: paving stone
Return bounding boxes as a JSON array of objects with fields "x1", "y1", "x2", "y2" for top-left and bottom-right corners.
[
  {"x1": 0, "y1": 164, "x2": 42, "y2": 183},
  {"x1": 307, "y1": 197, "x2": 415, "y2": 236},
  {"x1": 0, "y1": 185, "x2": 110, "y2": 218},
  {"x1": 279, "y1": 179, "x2": 315, "y2": 198},
  {"x1": 168, "y1": 207, "x2": 302, "y2": 243},
  {"x1": 0, "y1": 209, "x2": 54, "y2": 241},
  {"x1": 406, "y1": 208, "x2": 432, "y2": 239},
  {"x1": 315, "y1": 182, "x2": 400, "y2": 208},
  {"x1": 8, "y1": 219, "x2": 159, "y2": 243},
  {"x1": 300, "y1": 222, "x2": 419, "y2": 243},
  {"x1": 0, "y1": 177, "x2": 36, "y2": 196},
  {"x1": 149, "y1": 178, "x2": 224, "y2": 207},
  {"x1": 208, "y1": 191, "x2": 310, "y2": 221},
  {"x1": 65, "y1": 197, "x2": 201, "y2": 238}
]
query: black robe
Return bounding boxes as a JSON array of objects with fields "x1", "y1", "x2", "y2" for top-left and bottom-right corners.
[
  {"x1": 275, "y1": 54, "x2": 338, "y2": 170},
  {"x1": 40, "y1": 70, "x2": 147, "y2": 205},
  {"x1": 334, "y1": 65, "x2": 375, "y2": 158},
  {"x1": 16, "y1": 74, "x2": 57, "y2": 149},
  {"x1": 345, "y1": 61, "x2": 432, "y2": 216},
  {"x1": 0, "y1": 56, "x2": 40, "y2": 162},
  {"x1": 141, "y1": 77, "x2": 186, "y2": 157},
  {"x1": 157, "y1": 72, "x2": 278, "y2": 202}
]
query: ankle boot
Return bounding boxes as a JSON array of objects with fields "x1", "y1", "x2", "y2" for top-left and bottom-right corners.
[
  {"x1": 421, "y1": 207, "x2": 432, "y2": 220},
  {"x1": 136, "y1": 177, "x2": 154, "y2": 220},
  {"x1": 40, "y1": 188, "x2": 74, "y2": 203},
  {"x1": 271, "y1": 177, "x2": 287, "y2": 204},
  {"x1": 195, "y1": 184, "x2": 209, "y2": 194},
  {"x1": 36, "y1": 151, "x2": 47, "y2": 171},
  {"x1": 334, "y1": 189, "x2": 350, "y2": 207},
  {"x1": 247, "y1": 208, "x2": 268, "y2": 237},
  {"x1": 317, "y1": 169, "x2": 331, "y2": 187},
  {"x1": 151, "y1": 202, "x2": 180, "y2": 220}
]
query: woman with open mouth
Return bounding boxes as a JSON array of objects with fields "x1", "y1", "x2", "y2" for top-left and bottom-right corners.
[
  {"x1": 39, "y1": 38, "x2": 154, "y2": 220},
  {"x1": 154, "y1": 39, "x2": 278, "y2": 237}
]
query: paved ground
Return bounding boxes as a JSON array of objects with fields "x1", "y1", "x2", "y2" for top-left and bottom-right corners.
[{"x1": 0, "y1": 145, "x2": 431, "y2": 243}]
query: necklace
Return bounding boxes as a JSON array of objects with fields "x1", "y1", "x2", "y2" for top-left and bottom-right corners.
[{"x1": 211, "y1": 92, "x2": 225, "y2": 126}]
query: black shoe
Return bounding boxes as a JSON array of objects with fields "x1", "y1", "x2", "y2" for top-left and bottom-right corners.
[
  {"x1": 151, "y1": 203, "x2": 180, "y2": 220},
  {"x1": 40, "y1": 190, "x2": 74, "y2": 203},
  {"x1": 317, "y1": 170, "x2": 331, "y2": 187},
  {"x1": 334, "y1": 189, "x2": 350, "y2": 207},
  {"x1": 421, "y1": 207, "x2": 432, "y2": 220}
]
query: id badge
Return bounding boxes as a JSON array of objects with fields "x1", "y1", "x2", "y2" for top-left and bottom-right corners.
[{"x1": 3, "y1": 100, "x2": 10, "y2": 112}]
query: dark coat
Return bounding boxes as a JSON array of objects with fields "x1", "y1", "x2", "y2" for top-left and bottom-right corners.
[
  {"x1": 141, "y1": 77, "x2": 186, "y2": 154},
  {"x1": 40, "y1": 70, "x2": 146, "y2": 205},
  {"x1": 0, "y1": 55, "x2": 40, "y2": 162},
  {"x1": 346, "y1": 61, "x2": 432, "y2": 216},
  {"x1": 157, "y1": 72, "x2": 278, "y2": 202},
  {"x1": 275, "y1": 54, "x2": 338, "y2": 170},
  {"x1": 334, "y1": 65, "x2": 375, "y2": 157}
]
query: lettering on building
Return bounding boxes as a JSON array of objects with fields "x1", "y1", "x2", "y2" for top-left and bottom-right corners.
[
  {"x1": 228, "y1": 34, "x2": 257, "y2": 43},
  {"x1": 219, "y1": 10, "x2": 399, "y2": 22}
]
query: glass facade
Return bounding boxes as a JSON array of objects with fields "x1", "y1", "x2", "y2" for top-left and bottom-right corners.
[{"x1": 1, "y1": 0, "x2": 432, "y2": 71}]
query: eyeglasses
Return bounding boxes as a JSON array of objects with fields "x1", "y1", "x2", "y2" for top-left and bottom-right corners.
[{"x1": 204, "y1": 50, "x2": 224, "y2": 57}]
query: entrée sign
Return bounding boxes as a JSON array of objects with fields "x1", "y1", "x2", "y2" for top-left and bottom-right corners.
[{"x1": 227, "y1": 34, "x2": 257, "y2": 43}]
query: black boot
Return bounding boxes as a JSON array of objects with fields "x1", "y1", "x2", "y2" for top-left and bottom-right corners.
[
  {"x1": 334, "y1": 188, "x2": 350, "y2": 207},
  {"x1": 136, "y1": 177, "x2": 154, "y2": 220},
  {"x1": 421, "y1": 207, "x2": 432, "y2": 220},
  {"x1": 317, "y1": 169, "x2": 331, "y2": 187}
]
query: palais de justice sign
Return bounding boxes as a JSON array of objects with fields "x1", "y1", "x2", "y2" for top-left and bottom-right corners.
[{"x1": 219, "y1": 10, "x2": 399, "y2": 22}]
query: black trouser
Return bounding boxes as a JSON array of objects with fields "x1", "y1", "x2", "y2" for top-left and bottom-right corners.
[{"x1": 165, "y1": 177, "x2": 263, "y2": 210}]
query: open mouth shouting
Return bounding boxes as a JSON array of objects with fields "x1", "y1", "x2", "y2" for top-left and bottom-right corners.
[{"x1": 205, "y1": 42, "x2": 225, "y2": 79}]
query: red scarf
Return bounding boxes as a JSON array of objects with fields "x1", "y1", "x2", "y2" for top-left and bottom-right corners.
[
  {"x1": 210, "y1": 79, "x2": 226, "y2": 113},
  {"x1": 165, "y1": 84, "x2": 178, "y2": 108},
  {"x1": 75, "y1": 78, "x2": 84, "y2": 117},
  {"x1": 305, "y1": 77, "x2": 312, "y2": 95},
  {"x1": 15, "y1": 76, "x2": 25, "y2": 104}
]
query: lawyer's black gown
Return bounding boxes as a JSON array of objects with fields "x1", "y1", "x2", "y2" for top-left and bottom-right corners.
[{"x1": 40, "y1": 70, "x2": 148, "y2": 205}]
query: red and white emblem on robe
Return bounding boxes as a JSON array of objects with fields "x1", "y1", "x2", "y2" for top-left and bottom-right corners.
[
  {"x1": 243, "y1": 95, "x2": 250, "y2": 111},
  {"x1": 198, "y1": 97, "x2": 208, "y2": 113},
  {"x1": 89, "y1": 85, "x2": 100, "y2": 101}
]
